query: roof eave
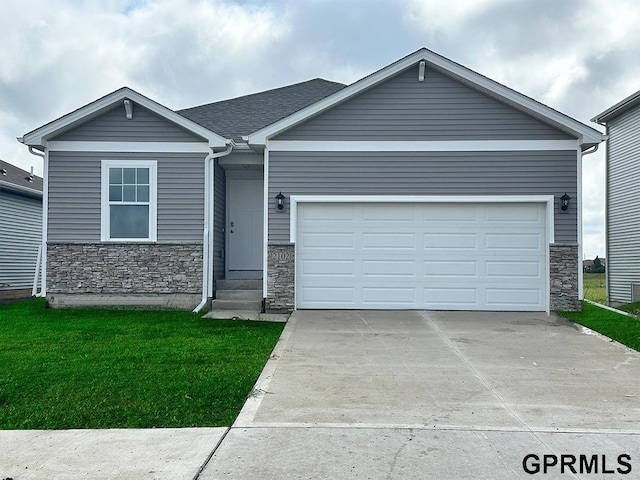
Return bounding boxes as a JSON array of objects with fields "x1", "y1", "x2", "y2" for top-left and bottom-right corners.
[
  {"x1": 591, "y1": 90, "x2": 640, "y2": 125},
  {"x1": 249, "y1": 48, "x2": 606, "y2": 148},
  {"x1": 0, "y1": 179, "x2": 43, "y2": 198}
]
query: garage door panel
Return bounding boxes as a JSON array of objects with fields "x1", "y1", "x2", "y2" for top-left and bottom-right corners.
[
  {"x1": 300, "y1": 286, "x2": 355, "y2": 305},
  {"x1": 363, "y1": 233, "x2": 416, "y2": 249},
  {"x1": 425, "y1": 260, "x2": 477, "y2": 277},
  {"x1": 423, "y1": 203, "x2": 478, "y2": 220},
  {"x1": 300, "y1": 232, "x2": 355, "y2": 249},
  {"x1": 485, "y1": 288, "x2": 543, "y2": 309},
  {"x1": 362, "y1": 260, "x2": 416, "y2": 277},
  {"x1": 362, "y1": 205, "x2": 416, "y2": 222},
  {"x1": 485, "y1": 260, "x2": 542, "y2": 279},
  {"x1": 485, "y1": 233, "x2": 543, "y2": 251},
  {"x1": 424, "y1": 233, "x2": 477, "y2": 249},
  {"x1": 424, "y1": 287, "x2": 478, "y2": 306},
  {"x1": 301, "y1": 259, "x2": 354, "y2": 276},
  {"x1": 362, "y1": 287, "x2": 416, "y2": 306},
  {"x1": 484, "y1": 203, "x2": 543, "y2": 223},
  {"x1": 301, "y1": 203, "x2": 354, "y2": 221},
  {"x1": 296, "y1": 202, "x2": 547, "y2": 311}
]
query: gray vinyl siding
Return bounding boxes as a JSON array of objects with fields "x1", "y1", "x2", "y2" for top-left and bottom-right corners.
[
  {"x1": 0, "y1": 190, "x2": 42, "y2": 290},
  {"x1": 276, "y1": 66, "x2": 573, "y2": 141},
  {"x1": 48, "y1": 151, "x2": 205, "y2": 243},
  {"x1": 268, "y1": 150, "x2": 577, "y2": 243},
  {"x1": 213, "y1": 163, "x2": 226, "y2": 281},
  {"x1": 54, "y1": 103, "x2": 205, "y2": 143},
  {"x1": 606, "y1": 105, "x2": 640, "y2": 304}
]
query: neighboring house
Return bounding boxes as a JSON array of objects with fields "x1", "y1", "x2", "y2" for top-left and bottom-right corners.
[
  {"x1": 593, "y1": 90, "x2": 640, "y2": 305},
  {"x1": 19, "y1": 48, "x2": 605, "y2": 313},
  {"x1": 0, "y1": 159, "x2": 43, "y2": 301}
]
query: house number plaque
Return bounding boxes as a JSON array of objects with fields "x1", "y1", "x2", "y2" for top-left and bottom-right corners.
[{"x1": 269, "y1": 249, "x2": 293, "y2": 262}]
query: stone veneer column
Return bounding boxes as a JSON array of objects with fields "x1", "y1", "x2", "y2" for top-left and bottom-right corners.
[
  {"x1": 549, "y1": 243, "x2": 581, "y2": 311},
  {"x1": 265, "y1": 244, "x2": 295, "y2": 313}
]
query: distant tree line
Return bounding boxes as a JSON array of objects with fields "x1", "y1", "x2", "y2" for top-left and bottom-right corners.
[{"x1": 584, "y1": 256, "x2": 605, "y2": 273}]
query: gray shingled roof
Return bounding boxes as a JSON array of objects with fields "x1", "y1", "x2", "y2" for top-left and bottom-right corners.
[
  {"x1": 178, "y1": 78, "x2": 346, "y2": 142},
  {"x1": 0, "y1": 159, "x2": 43, "y2": 196}
]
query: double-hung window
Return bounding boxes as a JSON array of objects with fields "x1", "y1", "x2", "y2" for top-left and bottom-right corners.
[{"x1": 101, "y1": 160, "x2": 157, "y2": 241}]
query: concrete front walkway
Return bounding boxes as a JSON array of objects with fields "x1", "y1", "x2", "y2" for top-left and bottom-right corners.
[{"x1": 201, "y1": 310, "x2": 640, "y2": 479}]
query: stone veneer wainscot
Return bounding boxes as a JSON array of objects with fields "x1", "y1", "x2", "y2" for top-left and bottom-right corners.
[{"x1": 47, "y1": 243, "x2": 203, "y2": 294}]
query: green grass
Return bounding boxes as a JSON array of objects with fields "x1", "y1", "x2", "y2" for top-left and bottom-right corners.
[
  {"x1": 583, "y1": 272, "x2": 606, "y2": 304},
  {"x1": 617, "y1": 302, "x2": 640, "y2": 317},
  {"x1": 559, "y1": 301, "x2": 640, "y2": 352},
  {"x1": 0, "y1": 299, "x2": 284, "y2": 430}
]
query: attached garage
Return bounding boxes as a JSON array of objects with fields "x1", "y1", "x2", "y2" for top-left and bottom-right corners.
[{"x1": 294, "y1": 198, "x2": 551, "y2": 312}]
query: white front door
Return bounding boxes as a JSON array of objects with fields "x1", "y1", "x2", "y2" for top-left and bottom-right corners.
[
  {"x1": 296, "y1": 202, "x2": 547, "y2": 311},
  {"x1": 227, "y1": 177, "x2": 263, "y2": 274}
]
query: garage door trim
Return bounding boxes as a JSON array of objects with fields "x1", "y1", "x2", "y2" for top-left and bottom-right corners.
[{"x1": 290, "y1": 195, "x2": 555, "y2": 313}]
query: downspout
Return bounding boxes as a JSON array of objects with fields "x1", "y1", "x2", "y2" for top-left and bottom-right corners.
[
  {"x1": 581, "y1": 144, "x2": 598, "y2": 157},
  {"x1": 27, "y1": 146, "x2": 46, "y2": 297},
  {"x1": 577, "y1": 143, "x2": 600, "y2": 302},
  {"x1": 193, "y1": 144, "x2": 233, "y2": 313}
]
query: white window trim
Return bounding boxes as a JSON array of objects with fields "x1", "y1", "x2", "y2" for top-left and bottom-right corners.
[{"x1": 100, "y1": 160, "x2": 158, "y2": 242}]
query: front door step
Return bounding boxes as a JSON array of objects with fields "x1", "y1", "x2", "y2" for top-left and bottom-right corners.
[
  {"x1": 216, "y1": 279, "x2": 262, "y2": 290},
  {"x1": 211, "y1": 279, "x2": 263, "y2": 312}
]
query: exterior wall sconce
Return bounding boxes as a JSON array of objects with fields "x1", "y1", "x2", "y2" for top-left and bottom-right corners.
[
  {"x1": 276, "y1": 191, "x2": 285, "y2": 211},
  {"x1": 561, "y1": 193, "x2": 571, "y2": 211}
]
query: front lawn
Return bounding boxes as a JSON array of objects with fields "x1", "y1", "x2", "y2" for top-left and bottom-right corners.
[
  {"x1": 559, "y1": 301, "x2": 640, "y2": 352},
  {"x1": 0, "y1": 299, "x2": 284, "y2": 429}
]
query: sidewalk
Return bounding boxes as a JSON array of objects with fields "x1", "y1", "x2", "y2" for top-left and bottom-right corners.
[{"x1": 0, "y1": 428, "x2": 226, "y2": 480}]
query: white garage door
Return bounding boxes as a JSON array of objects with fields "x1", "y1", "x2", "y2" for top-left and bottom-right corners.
[{"x1": 296, "y1": 202, "x2": 547, "y2": 311}]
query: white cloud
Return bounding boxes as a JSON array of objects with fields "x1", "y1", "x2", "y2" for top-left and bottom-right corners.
[{"x1": 404, "y1": 0, "x2": 502, "y2": 33}]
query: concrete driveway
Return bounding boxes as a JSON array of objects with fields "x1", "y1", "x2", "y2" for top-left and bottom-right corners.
[{"x1": 202, "y1": 310, "x2": 640, "y2": 479}]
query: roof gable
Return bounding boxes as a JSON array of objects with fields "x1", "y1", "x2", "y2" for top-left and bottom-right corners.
[
  {"x1": 276, "y1": 64, "x2": 574, "y2": 142},
  {"x1": 249, "y1": 48, "x2": 605, "y2": 149},
  {"x1": 53, "y1": 102, "x2": 206, "y2": 143},
  {"x1": 20, "y1": 87, "x2": 230, "y2": 149}
]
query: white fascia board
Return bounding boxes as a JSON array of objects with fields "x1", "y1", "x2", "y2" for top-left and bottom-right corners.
[
  {"x1": 249, "y1": 48, "x2": 605, "y2": 147},
  {"x1": 289, "y1": 194, "x2": 555, "y2": 244},
  {"x1": 48, "y1": 141, "x2": 211, "y2": 153},
  {"x1": 268, "y1": 140, "x2": 578, "y2": 152},
  {"x1": 21, "y1": 87, "x2": 230, "y2": 148}
]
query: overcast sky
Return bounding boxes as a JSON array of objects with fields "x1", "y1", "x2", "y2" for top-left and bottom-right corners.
[{"x1": 2, "y1": 0, "x2": 639, "y2": 259}]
